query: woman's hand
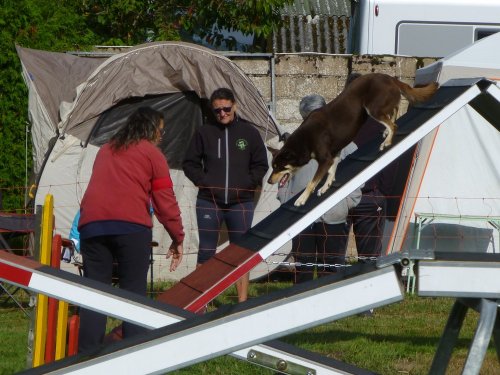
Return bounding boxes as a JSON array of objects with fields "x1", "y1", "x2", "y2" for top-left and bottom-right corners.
[{"x1": 166, "y1": 242, "x2": 183, "y2": 272}]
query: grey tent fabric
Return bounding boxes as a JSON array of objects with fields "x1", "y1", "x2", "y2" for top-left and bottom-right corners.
[
  {"x1": 58, "y1": 42, "x2": 278, "y2": 142},
  {"x1": 17, "y1": 42, "x2": 279, "y2": 174},
  {"x1": 16, "y1": 46, "x2": 106, "y2": 172},
  {"x1": 15, "y1": 46, "x2": 105, "y2": 133}
]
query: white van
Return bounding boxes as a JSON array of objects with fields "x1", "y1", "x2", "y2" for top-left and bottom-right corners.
[{"x1": 348, "y1": 0, "x2": 500, "y2": 57}]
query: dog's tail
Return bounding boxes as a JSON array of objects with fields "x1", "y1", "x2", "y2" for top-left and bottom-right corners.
[{"x1": 394, "y1": 78, "x2": 439, "y2": 104}]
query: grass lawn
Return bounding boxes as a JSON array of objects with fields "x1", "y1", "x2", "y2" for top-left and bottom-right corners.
[
  {"x1": 0, "y1": 288, "x2": 31, "y2": 375},
  {"x1": 1, "y1": 281, "x2": 499, "y2": 374}
]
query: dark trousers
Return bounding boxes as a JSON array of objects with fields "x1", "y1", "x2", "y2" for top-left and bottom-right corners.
[
  {"x1": 196, "y1": 198, "x2": 254, "y2": 264},
  {"x1": 348, "y1": 189, "x2": 386, "y2": 262},
  {"x1": 292, "y1": 221, "x2": 349, "y2": 284},
  {"x1": 78, "y1": 230, "x2": 152, "y2": 353}
]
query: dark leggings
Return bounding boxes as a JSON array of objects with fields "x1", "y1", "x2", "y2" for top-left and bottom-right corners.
[
  {"x1": 348, "y1": 189, "x2": 386, "y2": 262},
  {"x1": 196, "y1": 198, "x2": 254, "y2": 264},
  {"x1": 78, "y1": 230, "x2": 151, "y2": 353},
  {"x1": 292, "y1": 221, "x2": 349, "y2": 284}
]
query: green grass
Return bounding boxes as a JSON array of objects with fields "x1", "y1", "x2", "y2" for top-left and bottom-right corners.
[
  {"x1": 0, "y1": 288, "x2": 31, "y2": 375},
  {"x1": 1, "y1": 282, "x2": 499, "y2": 374}
]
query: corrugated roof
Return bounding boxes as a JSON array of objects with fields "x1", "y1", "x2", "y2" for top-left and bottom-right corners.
[
  {"x1": 274, "y1": 15, "x2": 349, "y2": 53},
  {"x1": 282, "y1": 0, "x2": 351, "y2": 17}
]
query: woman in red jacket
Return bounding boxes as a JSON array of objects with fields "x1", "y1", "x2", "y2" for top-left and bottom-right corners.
[{"x1": 78, "y1": 107, "x2": 184, "y2": 352}]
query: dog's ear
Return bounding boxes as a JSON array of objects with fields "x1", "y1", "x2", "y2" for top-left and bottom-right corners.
[
  {"x1": 277, "y1": 148, "x2": 297, "y2": 163},
  {"x1": 267, "y1": 146, "x2": 280, "y2": 157}
]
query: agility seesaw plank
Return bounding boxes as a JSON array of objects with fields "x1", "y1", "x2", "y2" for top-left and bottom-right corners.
[
  {"x1": 158, "y1": 80, "x2": 487, "y2": 313},
  {"x1": 0, "y1": 251, "x2": 184, "y2": 327},
  {"x1": 22, "y1": 265, "x2": 403, "y2": 374},
  {"x1": 0, "y1": 250, "x2": 374, "y2": 375},
  {"x1": 417, "y1": 252, "x2": 500, "y2": 298}
]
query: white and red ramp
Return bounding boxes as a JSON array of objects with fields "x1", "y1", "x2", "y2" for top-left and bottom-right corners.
[{"x1": 0, "y1": 250, "x2": 400, "y2": 374}]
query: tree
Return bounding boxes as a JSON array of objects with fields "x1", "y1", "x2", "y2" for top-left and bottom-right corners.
[
  {"x1": 0, "y1": 0, "x2": 100, "y2": 211},
  {"x1": 76, "y1": 0, "x2": 181, "y2": 45},
  {"x1": 78, "y1": 0, "x2": 294, "y2": 51},
  {"x1": 177, "y1": 0, "x2": 294, "y2": 51}
]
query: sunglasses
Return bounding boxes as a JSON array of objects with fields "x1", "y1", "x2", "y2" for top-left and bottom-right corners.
[{"x1": 213, "y1": 106, "x2": 233, "y2": 114}]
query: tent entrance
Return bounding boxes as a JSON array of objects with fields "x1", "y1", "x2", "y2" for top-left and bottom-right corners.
[{"x1": 88, "y1": 91, "x2": 203, "y2": 170}]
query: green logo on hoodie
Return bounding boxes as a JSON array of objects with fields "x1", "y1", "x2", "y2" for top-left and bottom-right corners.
[{"x1": 236, "y1": 138, "x2": 248, "y2": 150}]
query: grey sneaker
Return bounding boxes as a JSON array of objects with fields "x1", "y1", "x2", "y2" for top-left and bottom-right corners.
[{"x1": 358, "y1": 309, "x2": 374, "y2": 317}]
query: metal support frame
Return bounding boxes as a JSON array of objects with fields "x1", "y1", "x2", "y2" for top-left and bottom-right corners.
[
  {"x1": 415, "y1": 213, "x2": 500, "y2": 253},
  {"x1": 418, "y1": 256, "x2": 500, "y2": 374},
  {"x1": 411, "y1": 213, "x2": 500, "y2": 294},
  {"x1": 430, "y1": 298, "x2": 500, "y2": 375}
]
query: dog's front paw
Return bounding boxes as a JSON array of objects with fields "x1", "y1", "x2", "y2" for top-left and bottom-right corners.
[
  {"x1": 317, "y1": 183, "x2": 331, "y2": 196},
  {"x1": 294, "y1": 191, "x2": 309, "y2": 206},
  {"x1": 379, "y1": 139, "x2": 392, "y2": 151},
  {"x1": 379, "y1": 141, "x2": 390, "y2": 151}
]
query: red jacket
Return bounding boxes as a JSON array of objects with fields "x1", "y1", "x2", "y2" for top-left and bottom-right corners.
[{"x1": 79, "y1": 140, "x2": 184, "y2": 244}]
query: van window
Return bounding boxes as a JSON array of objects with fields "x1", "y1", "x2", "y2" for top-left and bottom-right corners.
[{"x1": 397, "y1": 23, "x2": 473, "y2": 57}]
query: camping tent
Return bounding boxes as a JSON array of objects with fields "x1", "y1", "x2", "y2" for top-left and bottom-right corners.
[
  {"x1": 387, "y1": 33, "x2": 500, "y2": 254},
  {"x1": 16, "y1": 41, "x2": 287, "y2": 280}
]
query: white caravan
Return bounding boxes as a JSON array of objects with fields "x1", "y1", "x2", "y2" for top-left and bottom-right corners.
[{"x1": 348, "y1": 0, "x2": 500, "y2": 57}]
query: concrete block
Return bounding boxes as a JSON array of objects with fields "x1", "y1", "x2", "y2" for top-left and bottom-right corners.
[
  {"x1": 352, "y1": 55, "x2": 411, "y2": 75},
  {"x1": 316, "y1": 56, "x2": 350, "y2": 76},
  {"x1": 248, "y1": 76, "x2": 272, "y2": 101},
  {"x1": 274, "y1": 55, "x2": 319, "y2": 75},
  {"x1": 232, "y1": 59, "x2": 270, "y2": 75},
  {"x1": 275, "y1": 76, "x2": 343, "y2": 100},
  {"x1": 275, "y1": 98, "x2": 303, "y2": 121}
]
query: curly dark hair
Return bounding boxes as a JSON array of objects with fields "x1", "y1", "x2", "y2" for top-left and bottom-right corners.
[{"x1": 110, "y1": 107, "x2": 164, "y2": 151}]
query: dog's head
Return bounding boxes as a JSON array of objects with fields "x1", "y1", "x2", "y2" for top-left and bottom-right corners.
[{"x1": 267, "y1": 147, "x2": 303, "y2": 187}]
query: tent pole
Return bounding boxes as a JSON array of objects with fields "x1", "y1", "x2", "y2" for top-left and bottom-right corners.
[{"x1": 25, "y1": 122, "x2": 29, "y2": 212}]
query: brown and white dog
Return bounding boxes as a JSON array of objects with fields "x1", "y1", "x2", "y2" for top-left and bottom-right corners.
[{"x1": 268, "y1": 73, "x2": 438, "y2": 206}]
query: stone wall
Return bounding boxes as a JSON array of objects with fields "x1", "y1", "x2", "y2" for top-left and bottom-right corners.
[{"x1": 231, "y1": 54, "x2": 438, "y2": 133}]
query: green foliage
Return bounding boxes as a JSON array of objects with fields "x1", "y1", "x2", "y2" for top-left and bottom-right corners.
[
  {"x1": 177, "y1": 0, "x2": 295, "y2": 51},
  {"x1": 0, "y1": 0, "x2": 99, "y2": 211},
  {"x1": 0, "y1": 1, "x2": 33, "y2": 211},
  {"x1": 77, "y1": 0, "x2": 294, "y2": 51},
  {"x1": 77, "y1": 0, "x2": 183, "y2": 45}
]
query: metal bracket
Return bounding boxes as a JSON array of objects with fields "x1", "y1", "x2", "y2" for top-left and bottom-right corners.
[
  {"x1": 377, "y1": 249, "x2": 435, "y2": 294},
  {"x1": 247, "y1": 349, "x2": 316, "y2": 375},
  {"x1": 376, "y1": 249, "x2": 435, "y2": 269}
]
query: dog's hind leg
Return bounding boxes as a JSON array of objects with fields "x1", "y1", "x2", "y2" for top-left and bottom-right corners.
[
  {"x1": 318, "y1": 153, "x2": 341, "y2": 196},
  {"x1": 374, "y1": 114, "x2": 397, "y2": 151}
]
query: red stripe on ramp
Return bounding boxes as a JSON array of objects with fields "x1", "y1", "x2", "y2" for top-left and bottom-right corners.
[
  {"x1": 186, "y1": 253, "x2": 263, "y2": 313},
  {"x1": 0, "y1": 250, "x2": 41, "y2": 287},
  {"x1": 0, "y1": 261, "x2": 33, "y2": 286}
]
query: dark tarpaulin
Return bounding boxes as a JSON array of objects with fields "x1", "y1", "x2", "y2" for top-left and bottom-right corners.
[{"x1": 88, "y1": 92, "x2": 203, "y2": 170}]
